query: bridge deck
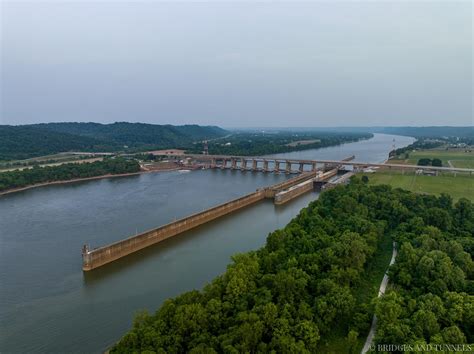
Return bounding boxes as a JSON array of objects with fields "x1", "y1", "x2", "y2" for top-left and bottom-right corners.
[{"x1": 186, "y1": 154, "x2": 474, "y2": 173}]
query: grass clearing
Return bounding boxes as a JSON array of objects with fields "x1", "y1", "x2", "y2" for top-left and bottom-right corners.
[
  {"x1": 450, "y1": 160, "x2": 474, "y2": 169},
  {"x1": 389, "y1": 148, "x2": 474, "y2": 168},
  {"x1": 364, "y1": 171, "x2": 473, "y2": 201}
]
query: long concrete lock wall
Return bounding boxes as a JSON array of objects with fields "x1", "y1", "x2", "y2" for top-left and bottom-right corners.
[
  {"x1": 82, "y1": 190, "x2": 266, "y2": 271},
  {"x1": 81, "y1": 169, "x2": 342, "y2": 271},
  {"x1": 82, "y1": 172, "x2": 321, "y2": 271}
]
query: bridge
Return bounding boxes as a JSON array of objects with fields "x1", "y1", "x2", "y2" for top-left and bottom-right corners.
[{"x1": 185, "y1": 154, "x2": 474, "y2": 174}]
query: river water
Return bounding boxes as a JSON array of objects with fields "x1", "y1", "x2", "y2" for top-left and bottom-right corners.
[{"x1": 0, "y1": 134, "x2": 414, "y2": 353}]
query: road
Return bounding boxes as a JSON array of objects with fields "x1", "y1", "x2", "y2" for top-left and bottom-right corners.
[{"x1": 361, "y1": 242, "x2": 398, "y2": 354}]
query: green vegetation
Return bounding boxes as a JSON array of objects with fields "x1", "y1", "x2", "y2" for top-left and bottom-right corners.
[
  {"x1": 0, "y1": 123, "x2": 227, "y2": 160},
  {"x1": 389, "y1": 139, "x2": 474, "y2": 169},
  {"x1": 191, "y1": 132, "x2": 373, "y2": 156},
  {"x1": 452, "y1": 160, "x2": 474, "y2": 169},
  {"x1": 320, "y1": 229, "x2": 394, "y2": 353},
  {"x1": 364, "y1": 172, "x2": 474, "y2": 202},
  {"x1": 0, "y1": 158, "x2": 140, "y2": 192},
  {"x1": 375, "y1": 196, "x2": 474, "y2": 347},
  {"x1": 111, "y1": 179, "x2": 473, "y2": 352},
  {"x1": 417, "y1": 158, "x2": 442, "y2": 167},
  {"x1": 393, "y1": 149, "x2": 474, "y2": 168},
  {"x1": 0, "y1": 153, "x2": 96, "y2": 171},
  {"x1": 0, "y1": 126, "x2": 105, "y2": 161},
  {"x1": 31, "y1": 122, "x2": 227, "y2": 148},
  {"x1": 390, "y1": 140, "x2": 445, "y2": 160}
]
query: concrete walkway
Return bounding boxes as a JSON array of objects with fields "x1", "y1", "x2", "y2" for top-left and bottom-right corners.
[{"x1": 361, "y1": 242, "x2": 398, "y2": 354}]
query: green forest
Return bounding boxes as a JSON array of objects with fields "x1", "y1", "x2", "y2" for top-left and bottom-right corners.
[
  {"x1": 0, "y1": 123, "x2": 227, "y2": 160},
  {"x1": 0, "y1": 158, "x2": 140, "y2": 192},
  {"x1": 111, "y1": 179, "x2": 473, "y2": 353},
  {"x1": 191, "y1": 132, "x2": 372, "y2": 156}
]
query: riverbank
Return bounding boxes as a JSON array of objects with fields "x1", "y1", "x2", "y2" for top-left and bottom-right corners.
[{"x1": 0, "y1": 167, "x2": 181, "y2": 197}]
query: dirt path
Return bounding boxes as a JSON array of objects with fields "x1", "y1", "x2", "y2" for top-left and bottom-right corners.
[{"x1": 361, "y1": 242, "x2": 398, "y2": 354}]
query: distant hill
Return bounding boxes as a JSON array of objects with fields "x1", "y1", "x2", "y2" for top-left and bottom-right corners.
[
  {"x1": 374, "y1": 126, "x2": 473, "y2": 138},
  {"x1": 0, "y1": 126, "x2": 107, "y2": 161},
  {"x1": 0, "y1": 123, "x2": 227, "y2": 160},
  {"x1": 235, "y1": 126, "x2": 473, "y2": 138}
]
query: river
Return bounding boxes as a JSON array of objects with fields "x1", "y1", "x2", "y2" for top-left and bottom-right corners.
[{"x1": 0, "y1": 133, "x2": 414, "y2": 353}]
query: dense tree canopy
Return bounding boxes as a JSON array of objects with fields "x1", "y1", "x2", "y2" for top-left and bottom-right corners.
[
  {"x1": 111, "y1": 179, "x2": 474, "y2": 352},
  {"x1": 0, "y1": 158, "x2": 140, "y2": 192},
  {"x1": 0, "y1": 126, "x2": 106, "y2": 160},
  {"x1": 0, "y1": 123, "x2": 227, "y2": 160},
  {"x1": 375, "y1": 193, "x2": 474, "y2": 346},
  {"x1": 417, "y1": 158, "x2": 443, "y2": 167},
  {"x1": 390, "y1": 140, "x2": 444, "y2": 159}
]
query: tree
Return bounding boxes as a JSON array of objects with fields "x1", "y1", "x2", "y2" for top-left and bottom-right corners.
[
  {"x1": 361, "y1": 175, "x2": 369, "y2": 184},
  {"x1": 417, "y1": 158, "x2": 432, "y2": 166},
  {"x1": 347, "y1": 330, "x2": 359, "y2": 353},
  {"x1": 431, "y1": 158, "x2": 442, "y2": 167}
]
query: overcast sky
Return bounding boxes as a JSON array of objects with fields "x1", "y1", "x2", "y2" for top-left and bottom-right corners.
[{"x1": 1, "y1": 1, "x2": 472, "y2": 127}]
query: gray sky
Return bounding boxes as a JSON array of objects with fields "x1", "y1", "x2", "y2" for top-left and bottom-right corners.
[{"x1": 1, "y1": 1, "x2": 472, "y2": 127}]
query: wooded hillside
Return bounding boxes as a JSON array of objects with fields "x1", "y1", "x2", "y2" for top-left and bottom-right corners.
[{"x1": 0, "y1": 123, "x2": 228, "y2": 160}]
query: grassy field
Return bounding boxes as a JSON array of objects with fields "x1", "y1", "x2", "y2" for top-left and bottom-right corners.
[
  {"x1": 364, "y1": 171, "x2": 473, "y2": 201},
  {"x1": 389, "y1": 148, "x2": 474, "y2": 168},
  {"x1": 450, "y1": 159, "x2": 474, "y2": 169}
]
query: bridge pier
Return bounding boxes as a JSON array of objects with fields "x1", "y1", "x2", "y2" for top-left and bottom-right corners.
[
  {"x1": 252, "y1": 159, "x2": 258, "y2": 171},
  {"x1": 221, "y1": 158, "x2": 227, "y2": 169},
  {"x1": 311, "y1": 162, "x2": 317, "y2": 172},
  {"x1": 285, "y1": 160, "x2": 291, "y2": 174},
  {"x1": 299, "y1": 163, "x2": 304, "y2": 173},
  {"x1": 274, "y1": 161, "x2": 280, "y2": 173},
  {"x1": 231, "y1": 158, "x2": 237, "y2": 170},
  {"x1": 263, "y1": 160, "x2": 269, "y2": 172},
  {"x1": 210, "y1": 158, "x2": 216, "y2": 169},
  {"x1": 241, "y1": 158, "x2": 247, "y2": 171}
]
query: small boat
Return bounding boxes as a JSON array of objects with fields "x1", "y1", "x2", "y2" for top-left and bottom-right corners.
[{"x1": 178, "y1": 169, "x2": 191, "y2": 173}]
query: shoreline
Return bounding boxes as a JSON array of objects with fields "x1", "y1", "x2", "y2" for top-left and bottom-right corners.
[{"x1": 0, "y1": 168, "x2": 182, "y2": 197}]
